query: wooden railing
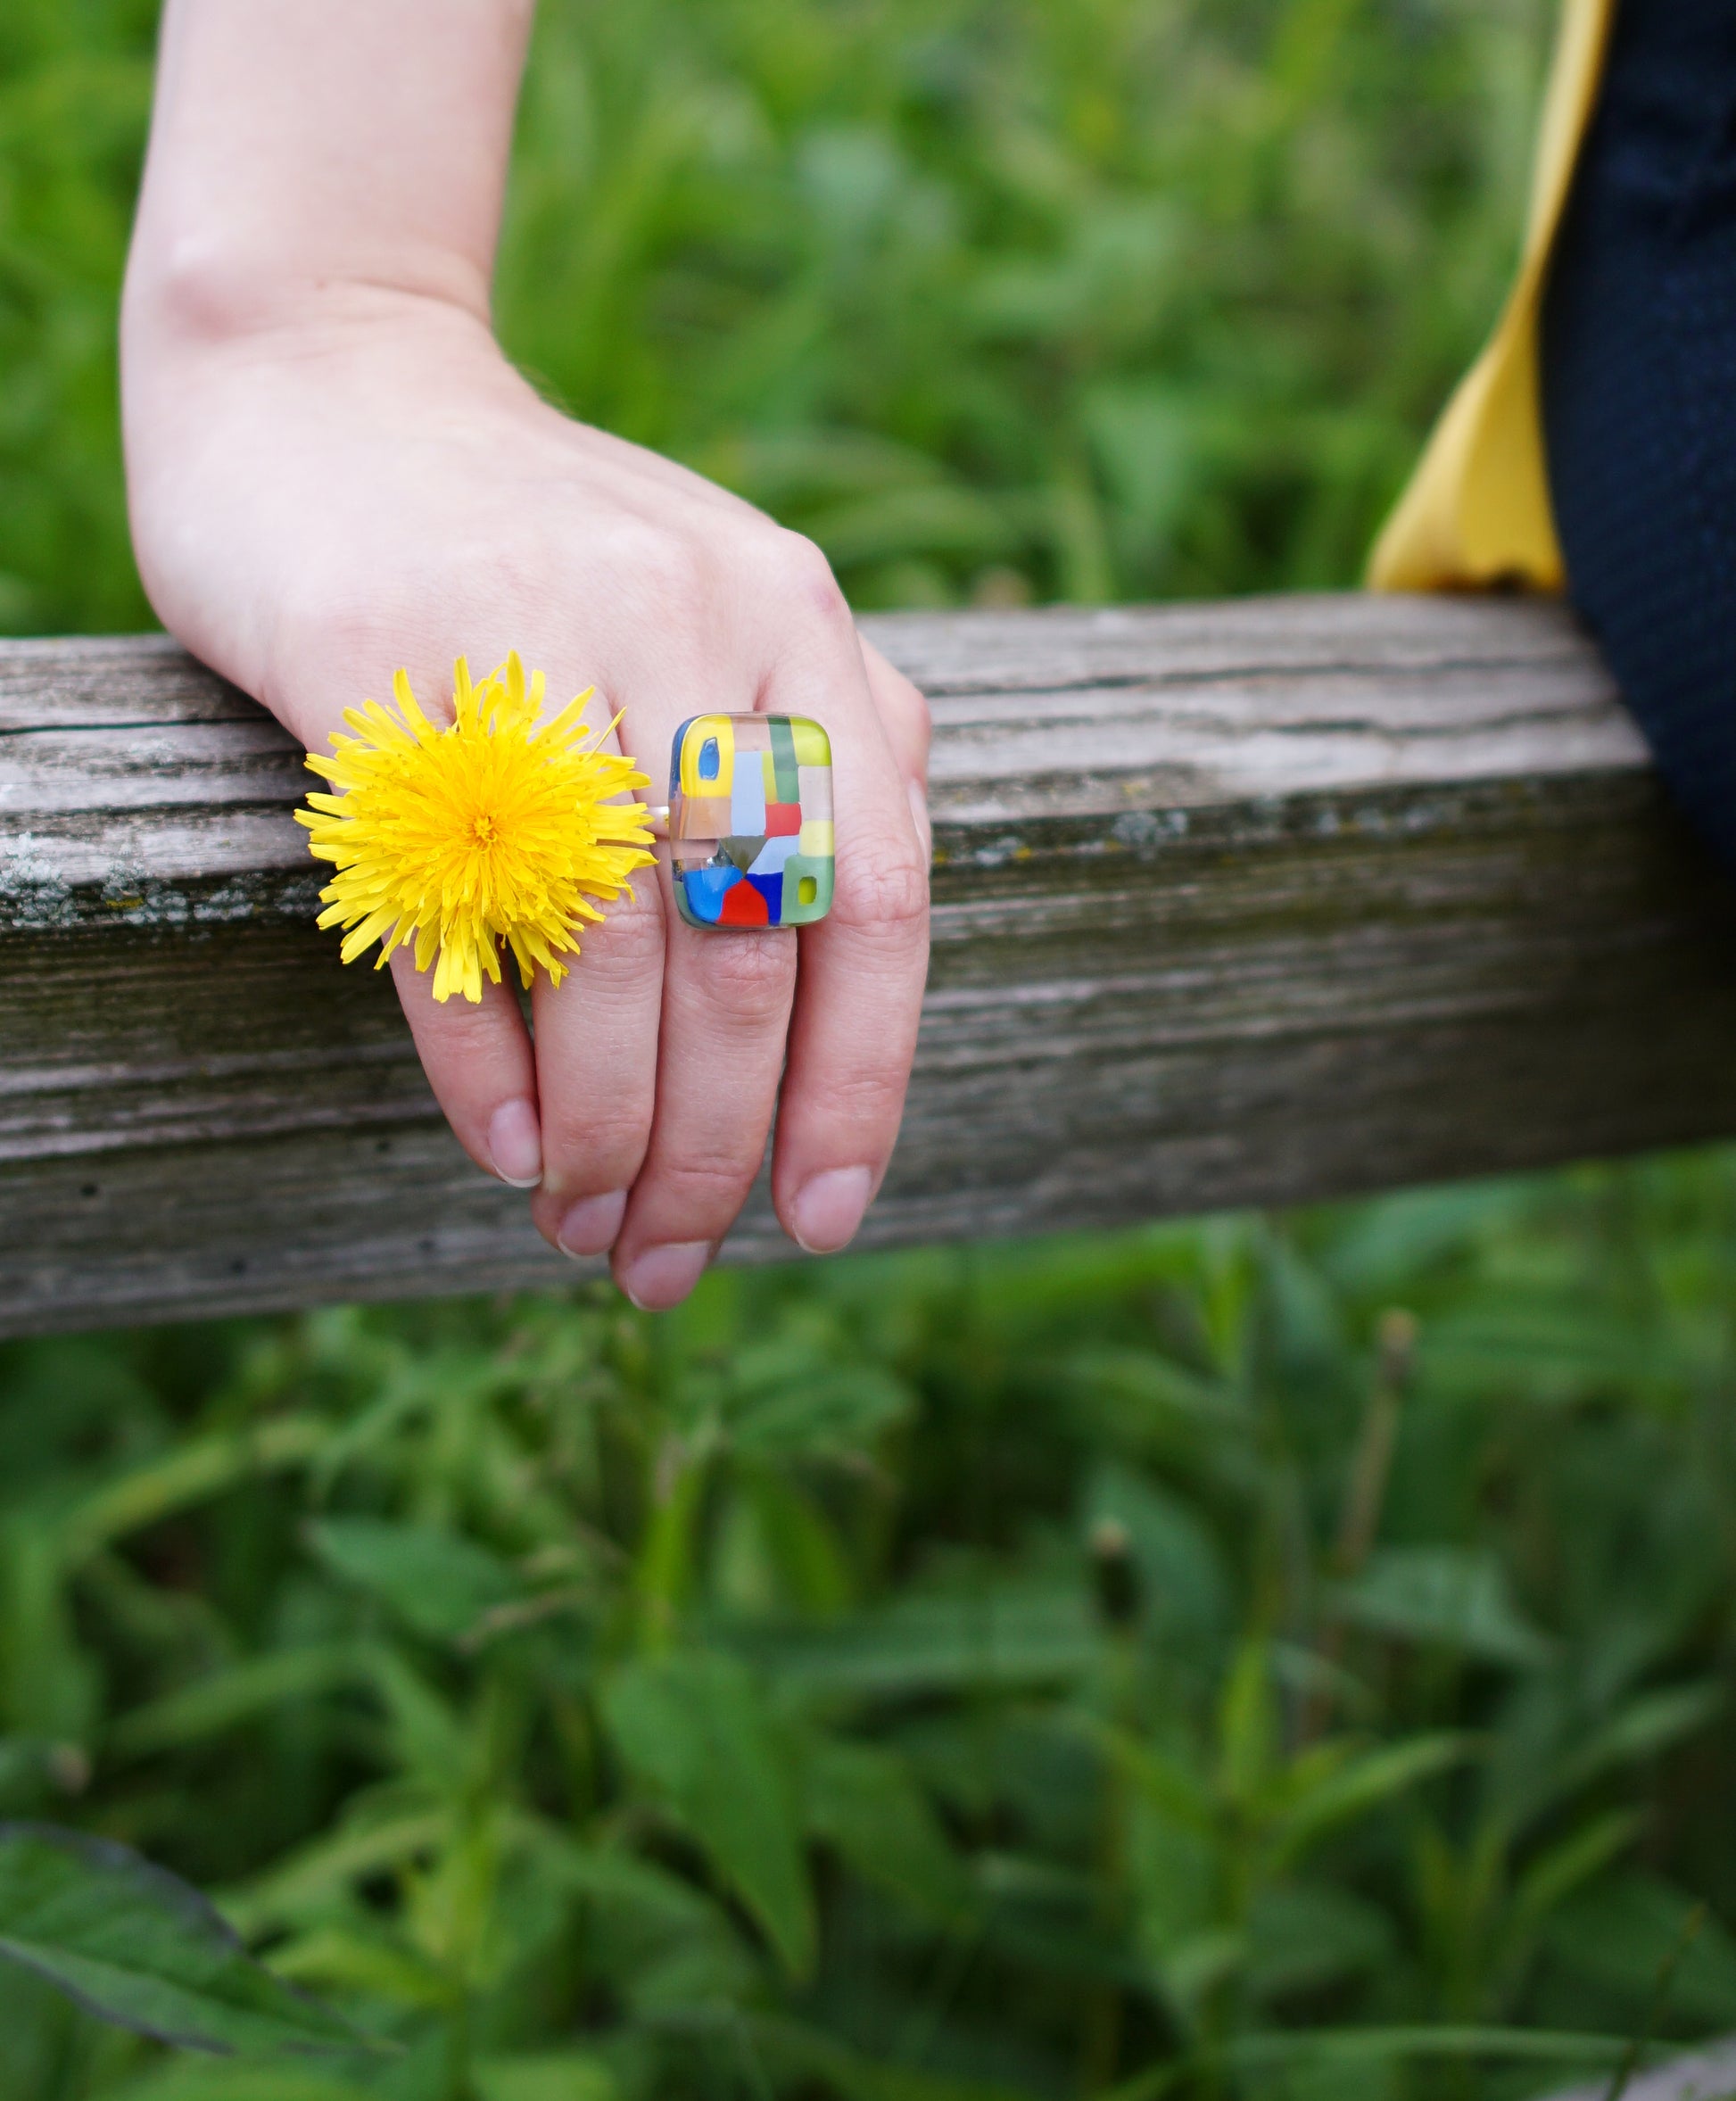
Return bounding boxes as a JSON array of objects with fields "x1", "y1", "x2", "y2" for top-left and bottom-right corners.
[
  {"x1": 1536, "y1": 2038, "x2": 1736, "y2": 2101},
  {"x1": 6, "y1": 592, "x2": 1736, "y2": 1336}
]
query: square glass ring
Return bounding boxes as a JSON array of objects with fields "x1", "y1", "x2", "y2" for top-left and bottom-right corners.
[{"x1": 667, "y1": 714, "x2": 835, "y2": 929}]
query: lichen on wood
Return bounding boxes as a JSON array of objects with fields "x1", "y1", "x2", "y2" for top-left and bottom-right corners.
[{"x1": 4, "y1": 595, "x2": 1734, "y2": 1335}]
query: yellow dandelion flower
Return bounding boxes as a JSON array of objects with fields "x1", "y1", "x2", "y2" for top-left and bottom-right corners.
[{"x1": 296, "y1": 652, "x2": 656, "y2": 1005}]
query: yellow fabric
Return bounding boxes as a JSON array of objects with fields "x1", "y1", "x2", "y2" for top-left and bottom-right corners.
[{"x1": 1368, "y1": 0, "x2": 1618, "y2": 591}]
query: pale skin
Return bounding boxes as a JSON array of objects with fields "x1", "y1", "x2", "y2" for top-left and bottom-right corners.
[{"x1": 121, "y1": 0, "x2": 932, "y2": 1311}]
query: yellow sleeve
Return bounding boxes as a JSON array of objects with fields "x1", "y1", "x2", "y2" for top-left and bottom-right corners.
[{"x1": 1367, "y1": 0, "x2": 1617, "y2": 592}]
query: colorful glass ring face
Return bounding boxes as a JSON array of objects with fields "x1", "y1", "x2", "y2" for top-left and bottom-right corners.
[{"x1": 668, "y1": 714, "x2": 834, "y2": 929}]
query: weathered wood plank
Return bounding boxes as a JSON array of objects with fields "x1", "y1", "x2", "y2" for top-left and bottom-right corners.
[
  {"x1": 4, "y1": 593, "x2": 1734, "y2": 1335},
  {"x1": 1534, "y1": 2038, "x2": 1736, "y2": 2101}
]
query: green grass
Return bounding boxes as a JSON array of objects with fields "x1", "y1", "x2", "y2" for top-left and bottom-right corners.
[
  {"x1": 6, "y1": 1166, "x2": 1736, "y2": 2099},
  {"x1": 12, "y1": 1, "x2": 1736, "y2": 2097}
]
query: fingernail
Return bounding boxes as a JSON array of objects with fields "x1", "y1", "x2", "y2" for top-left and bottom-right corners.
[
  {"x1": 486, "y1": 1097, "x2": 542, "y2": 1187},
  {"x1": 621, "y1": 1241, "x2": 711, "y2": 1311},
  {"x1": 556, "y1": 1189, "x2": 628, "y2": 1260},
  {"x1": 907, "y1": 778, "x2": 932, "y2": 861},
  {"x1": 791, "y1": 1165, "x2": 872, "y2": 1254}
]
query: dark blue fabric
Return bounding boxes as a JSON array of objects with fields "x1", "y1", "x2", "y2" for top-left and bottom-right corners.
[{"x1": 1542, "y1": 0, "x2": 1736, "y2": 869}]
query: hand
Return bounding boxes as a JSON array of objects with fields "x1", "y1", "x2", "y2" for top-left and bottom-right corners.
[{"x1": 122, "y1": 285, "x2": 930, "y2": 1306}]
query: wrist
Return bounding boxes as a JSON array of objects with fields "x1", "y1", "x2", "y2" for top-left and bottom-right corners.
[
  {"x1": 121, "y1": 229, "x2": 493, "y2": 371},
  {"x1": 120, "y1": 265, "x2": 510, "y2": 706}
]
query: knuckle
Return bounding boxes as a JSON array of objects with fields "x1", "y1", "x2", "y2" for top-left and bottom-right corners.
[
  {"x1": 771, "y1": 530, "x2": 850, "y2": 625},
  {"x1": 613, "y1": 519, "x2": 707, "y2": 603},
  {"x1": 809, "y1": 1059, "x2": 910, "y2": 1135},
  {"x1": 659, "y1": 1152, "x2": 761, "y2": 1211},
  {"x1": 393, "y1": 955, "x2": 514, "y2": 1040},
  {"x1": 831, "y1": 834, "x2": 930, "y2": 937},
  {"x1": 575, "y1": 881, "x2": 665, "y2": 983},
  {"x1": 426, "y1": 999, "x2": 508, "y2": 1051},
  {"x1": 630, "y1": 1150, "x2": 763, "y2": 1242},
  {"x1": 541, "y1": 1110, "x2": 649, "y2": 1197},
  {"x1": 268, "y1": 552, "x2": 546, "y2": 715},
  {"x1": 682, "y1": 930, "x2": 797, "y2": 1024}
]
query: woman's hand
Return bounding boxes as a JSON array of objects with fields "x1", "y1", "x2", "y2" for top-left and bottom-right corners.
[{"x1": 121, "y1": 0, "x2": 930, "y2": 1309}]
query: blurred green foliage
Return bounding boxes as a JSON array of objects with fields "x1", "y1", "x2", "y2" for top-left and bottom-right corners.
[
  {"x1": 4, "y1": 1167, "x2": 1736, "y2": 2099},
  {"x1": 1, "y1": 0, "x2": 1550, "y2": 630},
  {"x1": 12, "y1": 0, "x2": 1735, "y2": 2095},
  {"x1": 499, "y1": 0, "x2": 1550, "y2": 608},
  {"x1": 0, "y1": 0, "x2": 157, "y2": 633}
]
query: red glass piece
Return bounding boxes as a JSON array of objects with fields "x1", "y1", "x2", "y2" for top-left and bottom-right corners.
[{"x1": 718, "y1": 880, "x2": 770, "y2": 926}]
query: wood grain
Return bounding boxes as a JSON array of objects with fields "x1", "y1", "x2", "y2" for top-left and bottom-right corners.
[{"x1": 4, "y1": 594, "x2": 1735, "y2": 1335}]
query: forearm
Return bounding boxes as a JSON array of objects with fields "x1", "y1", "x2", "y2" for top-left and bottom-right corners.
[
  {"x1": 124, "y1": 0, "x2": 533, "y2": 341},
  {"x1": 122, "y1": 0, "x2": 539, "y2": 696}
]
